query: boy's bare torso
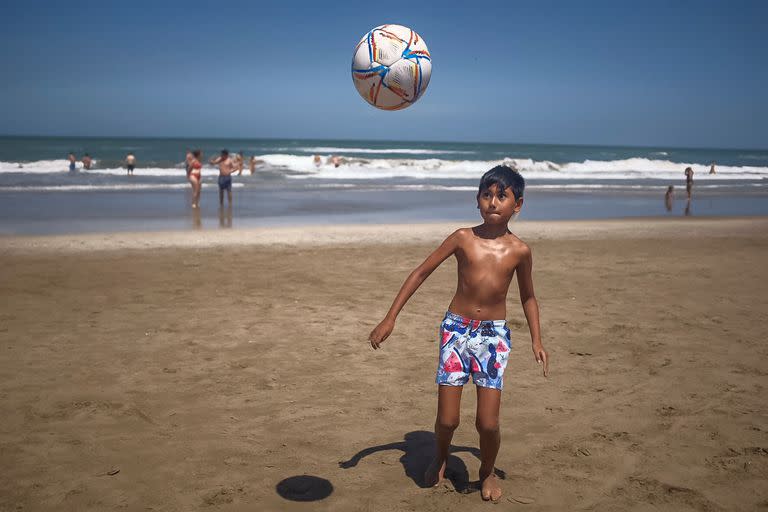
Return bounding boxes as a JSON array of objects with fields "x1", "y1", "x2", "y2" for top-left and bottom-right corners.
[
  {"x1": 217, "y1": 157, "x2": 235, "y2": 176},
  {"x1": 449, "y1": 227, "x2": 529, "y2": 321}
]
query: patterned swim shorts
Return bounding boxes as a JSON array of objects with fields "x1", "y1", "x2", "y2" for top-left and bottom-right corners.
[{"x1": 436, "y1": 311, "x2": 511, "y2": 390}]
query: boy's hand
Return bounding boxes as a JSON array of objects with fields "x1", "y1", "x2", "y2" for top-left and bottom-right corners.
[
  {"x1": 532, "y1": 342, "x2": 549, "y2": 377},
  {"x1": 369, "y1": 318, "x2": 395, "y2": 350}
]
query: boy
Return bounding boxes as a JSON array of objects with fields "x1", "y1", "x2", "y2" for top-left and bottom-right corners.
[
  {"x1": 209, "y1": 149, "x2": 236, "y2": 206},
  {"x1": 82, "y1": 153, "x2": 92, "y2": 170},
  {"x1": 369, "y1": 165, "x2": 548, "y2": 502}
]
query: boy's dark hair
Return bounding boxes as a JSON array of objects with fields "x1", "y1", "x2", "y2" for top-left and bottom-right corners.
[
  {"x1": 192, "y1": 149, "x2": 201, "y2": 158},
  {"x1": 478, "y1": 165, "x2": 525, "y2": 200},
  {"x1": 221, "y1": 149, "x2": 229, "y2": 156}
]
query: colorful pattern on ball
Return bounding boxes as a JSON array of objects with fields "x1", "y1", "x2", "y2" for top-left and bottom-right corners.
[{"x1": 351, "y1": 24, "x2": 432, "y2": 111}]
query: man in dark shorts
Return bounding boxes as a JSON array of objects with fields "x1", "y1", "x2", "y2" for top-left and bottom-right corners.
[{"x1": 209, "y1": 149, "x2": 236, "y2": 206}]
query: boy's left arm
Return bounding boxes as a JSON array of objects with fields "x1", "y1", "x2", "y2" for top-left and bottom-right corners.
[{"x1": 517, "y1": 245, "x2": 548, "y2": 377}]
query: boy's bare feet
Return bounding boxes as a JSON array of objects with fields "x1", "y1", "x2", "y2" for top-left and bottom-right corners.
[
  {"x1": 424, "y1": 458, "x2": 446, "y2": 487},
  {"x1": 480, "y1": 472, "x2": 502, "y2": 501}
]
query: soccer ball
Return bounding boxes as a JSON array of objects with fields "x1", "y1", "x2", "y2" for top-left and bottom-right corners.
[{"x1": 351, "y1": 24, "x2": 432, "y2": 110}]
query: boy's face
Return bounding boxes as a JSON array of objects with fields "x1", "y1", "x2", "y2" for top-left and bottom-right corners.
[{"x1": 477, "y1": 183, "x2": 523, "y2": 225}]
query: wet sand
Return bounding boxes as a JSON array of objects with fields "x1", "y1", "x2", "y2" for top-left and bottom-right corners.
[{"x1": 1, "y1": 218, "x2": 767, "y2": 511}]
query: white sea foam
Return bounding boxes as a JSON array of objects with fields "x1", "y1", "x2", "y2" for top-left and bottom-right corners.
[
  {"x1": 0, "y1": 183, "x2": 244, "y2": 192},
  {"x1": 1, "y1": 156, "x2": 767, "y2": 182},
  {"x1": 276, "y1": 147, "x2": 475, "y2": 155}
]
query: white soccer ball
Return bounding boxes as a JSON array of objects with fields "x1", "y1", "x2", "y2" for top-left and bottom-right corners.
[{"x1": 351, "y1": 24, "x2": 432, "y2": 111}]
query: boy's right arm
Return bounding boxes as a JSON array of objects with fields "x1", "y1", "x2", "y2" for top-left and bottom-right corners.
[{"x1": 369, "y1": 230, "x2": 462, "y2": 349}]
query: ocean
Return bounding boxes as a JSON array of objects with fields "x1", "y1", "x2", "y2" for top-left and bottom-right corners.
[{"x1": 1, "y1": 136, "x2": 766, "y2": 234}]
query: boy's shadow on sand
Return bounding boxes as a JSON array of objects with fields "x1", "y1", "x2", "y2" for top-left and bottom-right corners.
[{"x1": 339, "y1": 430, "x2": 505, "y2": 494}]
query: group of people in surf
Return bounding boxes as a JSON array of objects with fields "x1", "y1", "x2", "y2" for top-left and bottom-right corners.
[
  {"x1": 184, "y1": 150, "x2": 263, "y2": 209},
  {"x1": 66, "y1": 152, "x2": 135, "y2": 175}
]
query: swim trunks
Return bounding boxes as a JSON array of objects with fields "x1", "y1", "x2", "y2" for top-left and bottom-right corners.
[
  {"x1": 69, "y1": 162, "x2": 75, "y2": 172},
  {"x1": 127, "y1": 164, "x2": 135, "y2": 172},
  {"x1": 218, "y1": 175, "x2": 232, "y2": 191},
  {"x1": 436, "y1": 311, "x2": 511, "y2": 390}
]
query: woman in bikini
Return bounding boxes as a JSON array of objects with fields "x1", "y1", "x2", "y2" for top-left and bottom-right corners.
[{"x1": 188, "y1": 149, "x2": 203, "y2": 208}]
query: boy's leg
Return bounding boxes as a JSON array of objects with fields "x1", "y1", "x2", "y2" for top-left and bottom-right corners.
[
  {"x1": 476, "y1": 386, "x2": 502, "y2": 501},
  {"x1": 227, "y1": 188, "x2": 232, "y2": 205},
  {"x1": 425, "y1": 385, "x2": 462, "y2": 487},
  {"x1": 219, "y1": 187, "x2": 224, "y2": 206}
]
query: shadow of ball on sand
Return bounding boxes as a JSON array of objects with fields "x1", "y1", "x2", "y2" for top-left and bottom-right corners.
[{"x1": 276, "y1": 475, "x2": 334, "y2": 502}]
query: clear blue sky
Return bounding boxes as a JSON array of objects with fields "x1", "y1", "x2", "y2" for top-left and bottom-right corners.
[{"x1": 1, "y1": 0, "x2": 766, "y2": 148}]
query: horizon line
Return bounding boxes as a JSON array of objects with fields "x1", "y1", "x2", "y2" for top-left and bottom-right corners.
[{"x1": 0, "y1": 133, "x2": 765, "y2": 153}]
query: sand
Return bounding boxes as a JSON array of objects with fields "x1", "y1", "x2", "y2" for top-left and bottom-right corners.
[{"x1": 1, "y1": 218, "x2": 767, "y2": 511}]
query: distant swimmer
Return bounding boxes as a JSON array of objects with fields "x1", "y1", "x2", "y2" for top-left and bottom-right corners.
[
  {"x1": 210, "y1": 149, "x2": 236, "y2": 206},
  {"x1": 709, "y1": 161, "x2": 716, "y2": 175},
  {"x1": 125, "y1": 153, "x2": 136, "y2": 176},
  {"x1": 664, "y1": 185, "x2": 674, "y2": 212},
  {"x1": 329, "y1": 155, "x2": 345, "y2": 168},
  {"x1": 313, "y1": 154, "x2": 322, "y2": 167},
  {"x1": 82, "y1": 153, "x2": 92, "y2": 170},
  {"x1": 249, "y1": 155, "x2": 264, "y2": 175},
  {"x1": 684, "y1": 166, "x2": 694, "y2": 200},
  {"x1": 235, "y1": 151, "x2": 245, "y2": 176},
  {"x1": 68, "y1": 152, "x2": 77, "y2": 172}
]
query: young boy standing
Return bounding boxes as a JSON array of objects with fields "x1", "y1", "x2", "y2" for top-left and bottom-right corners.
[{"x1": 369, "y1": 165, "x2": 548, "y2": 502}]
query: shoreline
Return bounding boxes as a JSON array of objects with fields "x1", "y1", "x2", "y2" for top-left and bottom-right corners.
[{"x1": 1, "y1": 216, "x2": 767, "y2": 253}]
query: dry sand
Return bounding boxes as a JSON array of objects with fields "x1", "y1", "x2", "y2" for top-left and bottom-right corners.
[{"x1": 1, "y1": 218, "x2": 767, "y2": 511}]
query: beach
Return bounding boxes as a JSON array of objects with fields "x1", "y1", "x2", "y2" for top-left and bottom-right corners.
[{"x1": 1, "y1": 217, "x2": 767, "y2": 511}]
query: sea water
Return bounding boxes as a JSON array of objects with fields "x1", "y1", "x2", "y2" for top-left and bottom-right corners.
[{"x1": 0, "y1": 136, "x2": 766, "y2": 234}]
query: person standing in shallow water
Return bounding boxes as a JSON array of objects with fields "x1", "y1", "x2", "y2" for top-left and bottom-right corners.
[
  {"x1": 188, "y1": 150, "x2": 203, "y2": 209},
  {"x1": 684, "y1": 167, "x2": 694, "y2": 200},
  {"x1": 665, "y1": 185, "x2": 674, "y2": 212},
  {"x1": 368, "y1": 165, "x2": 548, "y2": 503},
  {"x1": 125, "y1": 153, "x2": 136, "y2": 176},
  {"x1": 209, "y1": 149, "x2": 236, "y2": 207},
  {"x1": 67, "y1": 152, "x2": 77, "y2": 172}
]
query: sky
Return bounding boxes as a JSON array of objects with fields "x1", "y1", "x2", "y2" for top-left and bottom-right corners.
[{"x1": 0, "y1": 0, "x2": 766, "y2": 148}]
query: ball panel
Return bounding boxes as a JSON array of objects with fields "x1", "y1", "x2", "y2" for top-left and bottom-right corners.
[
  {"x1": 373, "y1": 85, "x2": 409, "y2": 110},
  {"x1": 384, "y1": 59, "x2": 419, "y2": 101},
  {"x1": 370, "y1": 28, "x2": 407, "y2": 67},
  {"x1": 351, "y1": 38, "x2": 374, "y2": 71},
  {"x1": 415, "y1": 58, "x2": 431, "y2": 99}
]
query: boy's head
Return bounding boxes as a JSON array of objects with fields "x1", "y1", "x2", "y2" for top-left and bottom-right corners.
[
  {"x1": 478, "y1": 165, "x2": 525, "y2": 200},
  {"x1": 221, "y1": 149, "x2": 229, "y2": 157},
  {"x1": 476, "y1": 165, "x2": 525, "y2": 224}
]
